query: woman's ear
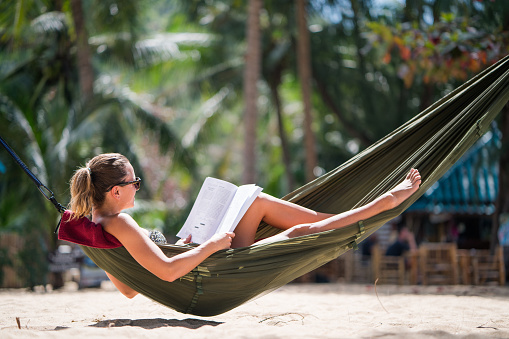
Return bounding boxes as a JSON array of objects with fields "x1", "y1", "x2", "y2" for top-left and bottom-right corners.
[{"x1": 109, "y1": 187, "x2": 121, "y2": 200}]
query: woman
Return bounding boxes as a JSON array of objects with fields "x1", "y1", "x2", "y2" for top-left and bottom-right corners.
[{"x1": 69, "y1": 153, "x2": 421, "y2": 298}]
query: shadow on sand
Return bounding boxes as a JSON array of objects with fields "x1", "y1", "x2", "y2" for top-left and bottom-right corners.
[{"x1": 89, "y1": 318, "x2": 223, "y2": 330}]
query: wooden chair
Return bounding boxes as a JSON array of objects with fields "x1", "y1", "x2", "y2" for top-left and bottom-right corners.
[
  {"x1": 292, "y1": 253, "x2": 353, "y2": 283},
  {"x1": 349, "y1": 250, "x2": 373, "y2": 283},
  {"x1": 472, "y1": 247, "x2": 506, "y2": 286},
  {"x1": 457, "y1": 249, "x2": 473, "y2": 285},
  {"x1": 372, "y1": 245, "x2": 406, "y2": 285},
  {"x1": 419, "y1": 243, "x2": 459, "y2": 285},
  {"x1": 0, "y1": 233, "x2": 24, "y2": 288}
]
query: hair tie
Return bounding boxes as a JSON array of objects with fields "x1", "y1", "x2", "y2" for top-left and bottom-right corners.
[{"x1": 87, "y1": 167, "x2": 92, "y2": 175}]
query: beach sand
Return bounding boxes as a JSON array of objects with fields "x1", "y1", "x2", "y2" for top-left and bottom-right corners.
[{"x1": 1, "y1": 282, "x2": 509, "y2": 338}]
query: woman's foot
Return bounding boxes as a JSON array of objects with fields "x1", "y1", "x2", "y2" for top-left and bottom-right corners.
[{"x1": 387, "y1": 168, "x2": 421, "y2": 208}]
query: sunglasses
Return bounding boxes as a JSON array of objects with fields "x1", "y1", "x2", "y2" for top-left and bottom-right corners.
[{"x1": 107, "y1": 177, "x2": 141, "y2": 192}]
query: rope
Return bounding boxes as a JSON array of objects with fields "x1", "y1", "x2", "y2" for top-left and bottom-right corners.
[{"x1": 0, "y1": 135, "x2": 66, "y2": 215}]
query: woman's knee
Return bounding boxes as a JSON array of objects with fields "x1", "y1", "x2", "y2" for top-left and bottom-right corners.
[
  {"x1": 251, "y1": 193, "x2": 276, "y2": 216},
  {"x1": 256, "y1": 192, "x2": 277, "y2": 206}
]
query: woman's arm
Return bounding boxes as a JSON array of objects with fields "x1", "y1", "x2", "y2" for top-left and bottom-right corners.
[
  {"x1": 105, "y1": 213, "x2": 234, "y2": 283},
  {"x1": 105, "y1": 271, "x2": 138, "y2": 298}
]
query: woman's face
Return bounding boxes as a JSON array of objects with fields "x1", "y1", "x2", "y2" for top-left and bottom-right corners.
[{"x1": 118, "y1": 163, "x2": 138, "y2": 210}]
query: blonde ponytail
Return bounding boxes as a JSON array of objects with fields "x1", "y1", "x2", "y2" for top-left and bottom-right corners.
[
  {"x1": 68, "y1": 153, "x2": 130, "y2": 219},
  {"x1": 69, "y1": 167, "x2": 94, "y2": 219}
]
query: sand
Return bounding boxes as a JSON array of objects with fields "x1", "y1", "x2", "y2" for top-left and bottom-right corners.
[{"x1": 1, "y1": 282, "x2": 509, "y2": 338}]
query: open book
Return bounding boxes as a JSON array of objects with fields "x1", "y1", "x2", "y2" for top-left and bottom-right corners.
[{"x1": 176, "y1": 177, "x2": 263, "y2": 244}]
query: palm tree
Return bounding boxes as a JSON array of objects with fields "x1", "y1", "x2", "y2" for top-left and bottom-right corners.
[
  {"x1": 70, "y1": 0, "x2": 94, "y2": 99},
  {"x1": 296, "y1": 0, "x2": 318, "y2": 182},
  {"x1": 0, "y1": 2, "x2": 208, "y2": 287},
  {"x1": 243, "y1": 0, "x2": 263, "y2": 184}
]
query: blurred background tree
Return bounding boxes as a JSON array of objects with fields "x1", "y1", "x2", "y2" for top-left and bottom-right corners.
[{"x1": 0, "y1": 0, "x2": 508, "y2": 288}]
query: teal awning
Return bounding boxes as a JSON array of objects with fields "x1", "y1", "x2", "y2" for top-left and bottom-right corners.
[
  {"x1": 0, "y1": 160, "x2": 5, "y2": 174},
  {"x1": 409, "y1": 125, "x2": 501, "y2": 215}
]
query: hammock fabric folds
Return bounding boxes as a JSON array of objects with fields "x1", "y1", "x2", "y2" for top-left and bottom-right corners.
[{"x1": 68, "y1": 56, "x2": 509, "y2": 317}]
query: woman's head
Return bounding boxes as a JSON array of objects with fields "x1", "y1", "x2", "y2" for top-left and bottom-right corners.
[{"x1": 69, "y1": 153, "x2": 132, "y2": 219}]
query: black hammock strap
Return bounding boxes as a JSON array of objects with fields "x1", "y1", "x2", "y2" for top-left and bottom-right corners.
[{"x1": 0, "y1": 135, "x2": 67, "y2": 215}]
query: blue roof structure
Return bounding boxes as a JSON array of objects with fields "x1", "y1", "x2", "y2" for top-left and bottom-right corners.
[{"x1": 409, "y1": 125, "x2": 501, "y2": 215}]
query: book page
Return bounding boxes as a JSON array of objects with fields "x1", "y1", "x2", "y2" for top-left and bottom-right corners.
[
  {"x1": 216, "y1": 184, "x2": 263, "y2": 234},
  {"x1": 176, "y1": 177, "x2": 237, "y2": 244}
]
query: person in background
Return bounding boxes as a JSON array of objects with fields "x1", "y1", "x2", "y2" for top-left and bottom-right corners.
[
  {"x1": 385, "y1": 224, "x2": 417, "y2": 257},
  {"x1": 361, "y1": 234, "x2": 378, "y2": 257}
]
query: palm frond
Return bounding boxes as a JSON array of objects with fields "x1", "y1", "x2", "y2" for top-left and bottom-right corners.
[
  {"x1": 93, "y1": 75, "x2": 198, "y2": 175},
  {"x1": 182, "y1": 86, "x2": 231, "y2": 148},
  {"x1": 90, "y1": 32, "x2": 214, "y2": 67},
  {"x1": 0, "y1": 93, "x2": 49, "y2": 181},
  {"x1": 30, "y1": 11, "x2": 67, "y2": 34}
]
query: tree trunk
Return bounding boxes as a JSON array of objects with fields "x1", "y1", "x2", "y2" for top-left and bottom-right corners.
[
  {"x1": 268, "y1": 73, "x2": 295, "y2": 191},
  {"x1": 70, "y1": 0, "x2": 94, "y2": 99},
  {"x1": 350, "y1": 0, "x2": 377, "y2": 138},
  {"x1": 296, "y1": 0, "x2": 318, "y2": 182},
  {"x1": 419, "y1": 83, "x2": 434, "y2": 112},
  {"x1": 432, "y1": 0, "x2": 444, "y2": 24},
  {"x1": 403, "y1": 0, "x2": 417, "y2": 22},
  {"x1": 242, "y1": 0, "x2": 262, "y2": 184}
]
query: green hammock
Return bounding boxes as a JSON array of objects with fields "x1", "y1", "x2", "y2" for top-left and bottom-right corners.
[{"x1": 82, "y1": 55, "x2": 509, "y2": 317}]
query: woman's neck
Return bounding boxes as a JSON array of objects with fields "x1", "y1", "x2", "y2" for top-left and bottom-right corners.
[{"x1": 92, "y1": 202, "x2": 123, "y2": 221}]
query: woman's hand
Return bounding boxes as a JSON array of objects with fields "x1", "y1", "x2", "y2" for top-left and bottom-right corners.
[
  {"x1": 176, "y1": 232, "x2": 235, "y2": 251},
  {"x1": 204, "y1": 232, "x2": 235, "y2": 252},
  {"x1": 175, "y1": 234, "x2": 192, "y2": 245}
]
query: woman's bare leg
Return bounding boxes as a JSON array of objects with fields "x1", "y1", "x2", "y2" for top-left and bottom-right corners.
[
  {"x1": 255, "y1": 169, "x2": 421, "y2": 246},
  {"x1": 231, "y1": 193, "x2": 334, "y2": 248}
]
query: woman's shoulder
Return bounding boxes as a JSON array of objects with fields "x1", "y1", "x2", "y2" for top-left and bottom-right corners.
[
  {"x1": 116, "y1": 212, "x2": 137, "y2": 223},
  {"x1": 101, "y1": 212, "x2": 138, "y2": 233}
]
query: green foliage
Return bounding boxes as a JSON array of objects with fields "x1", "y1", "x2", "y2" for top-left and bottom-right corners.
[
  {"x1": 367, "y1": 3, "x2": 509, "y2": 87},
  {"x1": 0, "y1": 0, "x2": 202, "y2": 287},
  {"x1": 1, "y1": 0, "x2": 509, "y2": 288}
]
